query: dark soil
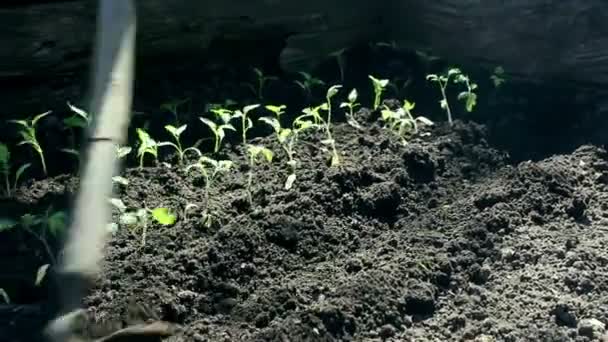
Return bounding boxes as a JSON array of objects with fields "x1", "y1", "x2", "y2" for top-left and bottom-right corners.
[
  {"x1": 7, "y1": 113, "x2": 608, "y2": 341},
  {"x1": 3, "y1": 40, "x2": 608, "y2": 342}
]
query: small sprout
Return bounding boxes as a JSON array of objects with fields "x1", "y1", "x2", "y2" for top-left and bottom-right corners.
[
  {"x1": 9, "y1": 111, "x2": 51, "y2": 176},
  {"x1": 151, "y1": 207, "x2": 177, "y2": 225},
  {"x1": 64, "y1": 102, "x2": 91, "y2": 129},
  {"x1": 18, "y1": 208, "x2": 65, "y2": 264},
  {"x1": 368, "y1": 76, "x2": 389, "y2": 110},
  {"x1": 231, "y1": 104, "x2": 261, "y2": 147},
  {"x1": 321, "y1": 85, "x2": 342, "y2": 167},
  {"x1": 136, "y1": 128, "x2": 159, "y2": 168},
  {"x1": 200, "y1": 116, "x2": 236, "y2": 154},
  {"x1": 340, "y1": 88, "x2": 363, "y2": 130},
  {"x1": 265, "y1": 104, "x2": 287, "y2": 118},
  {"x1": 185, "y1": 157, "x2": 233, "y2": 228},
  {"x1": 491, "y1": 66, "x2": 506, "y2": 88},
  {"x1": 160, "y1": 98, "x2": 189, "y2": 124},
  {"x1": 381, "y1": 100, "x2": 434, "y2": 145},
  {"x1": 454, "y1": 73, "x2": 478, "y2": 112},
  {"x1": 294, "y1": 72, "x2": 325, "y2": 102},
  {"x1": 249, "y1": 68, "x2": 278, "y2": 100},
  {"x1": 160, "y1": 124, "x2": 202, "y2": 165},
  {"x1": 427, "y1": 68, "x2": 477, "y2": 125},
  {"x1": 246, "y1": 144, "x2": 273, "y2": 204},
  {"x1": 111, "y1": 201, "x2": 175, "y2": 246}
]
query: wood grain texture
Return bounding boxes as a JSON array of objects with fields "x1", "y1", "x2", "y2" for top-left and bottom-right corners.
[
  {"x1": 0, "y1": 0, "x2": 383, "y2": 78},
  {"x1": 390, "y1": 0, "x2": 608, "y2": 86}
]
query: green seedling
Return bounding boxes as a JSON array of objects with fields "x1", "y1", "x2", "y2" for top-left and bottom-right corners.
[
  {"x1": 294, "y1": 72, "x2": 325, "y2": 102},
  {"x1": 9, "y1": 111, "x2": 51, "y2": 176},
  {"x1": 0, "y1": 144, "x2": 30, "y2": 197},
  {"x1": 185, "y1": 157, "x2": 233, "y2": 228},
  {"x1": 320, "y1": 85, "x2": 342, "y2": 167},
  {"x1": 64, "y1": 102, "x2": 91, "y2": 129},
  {"x1": 340, "y1": 88, "x2": 363, "y2": 130},
  {"x1": 454, "y1": 72, "x2": 478, "y2": 113},
  {"x1": 160, "y1": 98, "x2": 189, "y2": 124},
  {"x1": 136, "y1": 128, "x2": 160, "y2": 168},
  {"x1": 381, "y1": 100, "x2": 434, "y2": 145},
  {"x1": 231, "y1": 104, "x2": 261, "y2": 147},
  {"x1": 368, "y1": 76, "x2": 389, "y2": 110},
  {"x1": 427, "y1": 68, "x2": 477, "y2": 125},
  {"x1": 246, "y1": 144, "x2": 273, "y2": 204},
  {"x1": 249, "y1": 67, "x2": 278, "y2": 100},
  {"x1": 63, "y1": 102, "x2": 91, "y2": 153},
  {"x1": 15, "y1": 209, "x2": 67, "y2": 264},
  {"x1": 160, "y1": 124, "x2": 202, "y2": 165},
  {"x1": 199, "y1": 117, "x2": 236, "y2": 154},
  {"x1": 426, "y1": 68, "x2": 460, "y2": 125},
  {"x1": 491, "y1": 66, "x2": 506, "y2": 88},
  {"x1": 110, "y1": 198, "x2": 176, "y2": 246},
  {"x1": 298, "y1": 104, "x2": 326, "y2": 128}
]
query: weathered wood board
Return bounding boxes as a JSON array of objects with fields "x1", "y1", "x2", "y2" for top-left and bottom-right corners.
[
  {"x1": 0, "y1": 0, "x2": 384, "y2": 78},
  {"x1": 391, "y1": 0, "x2": 608, "y2": 87}
]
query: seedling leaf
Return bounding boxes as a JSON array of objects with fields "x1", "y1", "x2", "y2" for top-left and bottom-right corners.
[{"x1": 151, "y1": 208, "x2": 176, "y2": 225}]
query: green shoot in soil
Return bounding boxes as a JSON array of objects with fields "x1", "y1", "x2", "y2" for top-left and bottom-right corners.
[
  {"x1": 186, "y1": 157, "x2": 233, "y2": 228},
  {"x1": 260, "y1": 106, "x2": 311, "y2": 189},
  {"x1": 136, "y1": 128, "x2": 159, "y2": 168},
  {"x1": 161, "y1": 124, "x2": 202, "y2": 165},
  {"x1": 427, "y1": 68, "x2": 477, "y2": 125},
  {"x1": 246, "y1": 145, "x2": 273, "y2": 204},
  {"x1": 232, "y1": 104, "x2": 261, "y2": 147},
  {"x1": 340, "y1": 88, "x2": 363, "y2": 130},
  {"x1": 62, "y1": 103, "x2": 91, "y2": 157},
  {"x1": 0, "y1": 143, "x2": 31, "y2": 196},
  {"x1": 368, "y1": 75, "x2": 389, "y2": 110},
  {"x1": 381, "y1": 100, "x2": 434, "y2": 145},
  {"x1": 320, "y1": 85, "x2": 342, "y2": 167},
  {"x1": 9, "y1": 111, "x2": 51, "y2": 176},
  {"x1": 454, "y1": 72, "x2": 478, "y2": 112},
  {"x1": 111, "y1": 198, "x2": 176, "y2": 246},
  {"x1": 200, "y1": 111, "x2": 236, "y2": 154}
]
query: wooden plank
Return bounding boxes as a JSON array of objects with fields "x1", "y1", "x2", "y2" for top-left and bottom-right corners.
[
  {"x1": 390, "y1": 0, "x2": 608, "y2": 87},
  {"x1": 0, "y1": 0, "x2": 383, "y2": 79}
]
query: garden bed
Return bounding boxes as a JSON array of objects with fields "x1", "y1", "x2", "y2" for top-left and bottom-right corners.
[{"x1": 1, "y1": 46, "x2": 608, "y2": 341}]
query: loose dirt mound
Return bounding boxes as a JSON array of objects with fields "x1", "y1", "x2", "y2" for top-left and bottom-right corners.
[{"x1": 15, "y1": 116, "x2": 602, "y2": 341}]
